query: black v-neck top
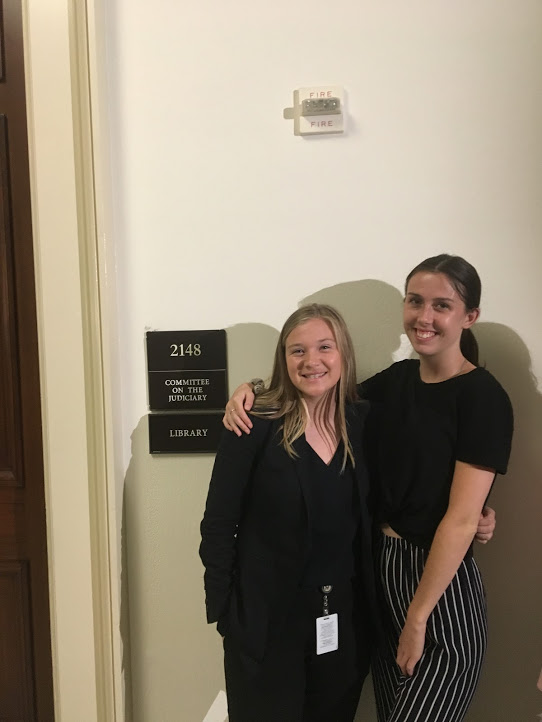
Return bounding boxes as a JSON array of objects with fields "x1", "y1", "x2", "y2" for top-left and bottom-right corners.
[
  {"x1": 300, "y1": 439, "x2": 360, "y2": 586},
  {"x1": 360, "y1": 359, "x2": 513, "y2": 548}
]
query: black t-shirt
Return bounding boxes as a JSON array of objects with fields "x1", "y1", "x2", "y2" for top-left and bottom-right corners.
[{"x1": 360, "y1": 359, "x2": 513, "y2": 547}]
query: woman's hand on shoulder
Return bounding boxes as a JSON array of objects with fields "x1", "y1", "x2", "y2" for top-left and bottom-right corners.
[{"x1": 223, "y1": 383, "x2": 255, "y2": 436}]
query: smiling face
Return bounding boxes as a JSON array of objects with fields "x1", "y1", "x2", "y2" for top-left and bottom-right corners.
[
  {"x1": 285, "y1": 318, "x2": 342, "y2": 403},
  {"x1": 403, "y1": 271, "x2": 479, "y2": 360}
]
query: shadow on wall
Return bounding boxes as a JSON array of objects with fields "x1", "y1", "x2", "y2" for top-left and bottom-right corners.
[
  {"x1": 224, "y1": 322, "x2": 279, "y2": 391},
  {"x1": 122, "y1": 414, "x2": 223, "y2": 722},
  {"x1": 467, "y1": 323, "x2": 542, "y2": 721},
  {"x1": 120, "y1": 280, "x2": 541, "y2": 722}
]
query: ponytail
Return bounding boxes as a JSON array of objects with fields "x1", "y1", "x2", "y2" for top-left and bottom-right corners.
[{"x1": 460, "y1": 328, "x2": 479, "y2": 366}]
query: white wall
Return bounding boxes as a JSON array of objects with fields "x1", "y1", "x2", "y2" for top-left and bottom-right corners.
[{"x1": 103, "y1": 2, "x2": 542, "y2": 720}]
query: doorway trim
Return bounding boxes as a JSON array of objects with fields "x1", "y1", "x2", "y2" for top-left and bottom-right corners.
[{"x1": 23, "y1": 0, "x2": 122, "y2": 719}]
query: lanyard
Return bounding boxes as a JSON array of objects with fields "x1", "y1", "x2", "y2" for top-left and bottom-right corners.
[{"x1": 320, "y1": 585, "x2": 333, "y2": 616}]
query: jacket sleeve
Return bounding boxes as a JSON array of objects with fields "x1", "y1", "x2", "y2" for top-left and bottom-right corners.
[{"x1": 199, "y1": 416, "x2": 271, "y2": 626}]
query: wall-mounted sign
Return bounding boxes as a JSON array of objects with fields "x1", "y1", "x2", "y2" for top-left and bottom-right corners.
[
  {"x1": 146, "y1": 330, "x2": 227, "y2": 411},
  {"x1": 147, "y1": 329, "x2": 227, "y2": 453},
  {"x1": 148, "y1": 413, "x2": 224, "y2": 454}
]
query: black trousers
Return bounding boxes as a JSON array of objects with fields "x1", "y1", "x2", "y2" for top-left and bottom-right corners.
[{"x1": 224, "y1": 580, "x2": 371, "y2": 722}]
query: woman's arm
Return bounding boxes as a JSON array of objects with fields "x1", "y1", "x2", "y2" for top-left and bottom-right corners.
[
  {"x1": 396, "y1": 460, "x2": 495, "y2": 676},
  {"x1": 222, "y1": 382, "x2": 257, "y2": 435}
]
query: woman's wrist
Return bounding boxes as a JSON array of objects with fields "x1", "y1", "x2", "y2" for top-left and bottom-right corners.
[{"x1": 406, "y1": 606, "x2": 429, "y2": 627}]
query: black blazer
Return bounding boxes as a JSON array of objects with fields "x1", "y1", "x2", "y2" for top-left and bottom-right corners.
[{"x1": 199, "y1": 402, "x2": 379, "y2": 662}]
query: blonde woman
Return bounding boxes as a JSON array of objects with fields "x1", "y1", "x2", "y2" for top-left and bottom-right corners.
[{"x1": 200, "y1": 304, "x2": 377, "y2": 722}]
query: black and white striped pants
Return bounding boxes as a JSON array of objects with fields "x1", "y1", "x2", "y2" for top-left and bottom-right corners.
[{"x1": 373, "y1": 533, "x2": 487, "y2": 722}]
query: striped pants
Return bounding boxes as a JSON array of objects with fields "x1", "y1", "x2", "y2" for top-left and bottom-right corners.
[{"x1": 372, "y1": 534, "x2": 487, "y2": 722}]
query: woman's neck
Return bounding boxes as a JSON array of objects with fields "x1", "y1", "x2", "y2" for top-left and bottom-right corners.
[
  {"x1": 418, "y1": 353, "x2": 471, "y2": 383},
  {"x1": 302, "y1": 392, "x2": 336, "y2": 422}
]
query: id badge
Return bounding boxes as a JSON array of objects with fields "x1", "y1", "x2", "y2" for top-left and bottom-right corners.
[{"x1": 316, "y1": 613, "x2": 338, "y2": 655}]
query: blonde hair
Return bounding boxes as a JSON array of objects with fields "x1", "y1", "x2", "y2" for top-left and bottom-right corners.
[{"x1": 252, "y1": 304, "x2": 358, "y2": 470}]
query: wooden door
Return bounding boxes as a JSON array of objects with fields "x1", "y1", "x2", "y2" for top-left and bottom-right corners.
[{"x1": 0, "y1": 1, "x2": 55, "y2": 719}]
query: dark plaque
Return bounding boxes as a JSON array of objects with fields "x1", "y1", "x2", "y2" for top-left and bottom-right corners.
[
  {"x1": 146, "y1": 330, "x2": 227, "y2": 411},
  {"x1": 148, "y1": 413, "x2": 224, "y2": 454}
]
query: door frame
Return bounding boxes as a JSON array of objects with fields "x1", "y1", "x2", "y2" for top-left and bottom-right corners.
[{"x1": 23, "y1": 0, "x2": 122, "y2": 720}]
